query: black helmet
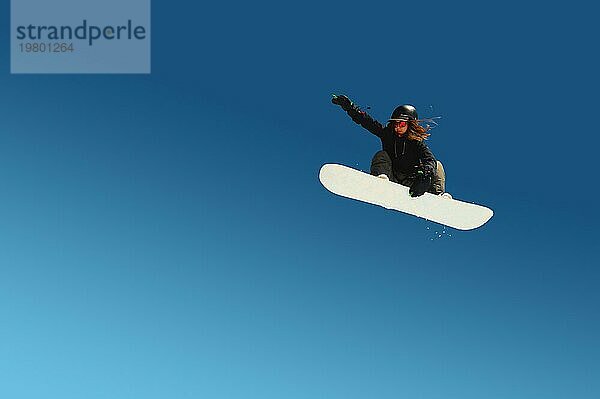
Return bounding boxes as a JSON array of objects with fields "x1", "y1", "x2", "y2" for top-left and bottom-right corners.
[{"x1": 390, "y1": 104, "x2": 418, "y2": 121}]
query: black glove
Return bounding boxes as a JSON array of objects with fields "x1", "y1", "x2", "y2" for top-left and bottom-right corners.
[
  {"x1": 331, "y1": 94, "x2": 353, "y2": 111},
  {"x1": 409, "y1": 171, "x2": 431, "y2": 197}
]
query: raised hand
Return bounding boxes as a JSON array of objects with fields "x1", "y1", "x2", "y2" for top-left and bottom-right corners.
[{"x1": 331, "y1": 94, "x2": 353, "y2": 111}]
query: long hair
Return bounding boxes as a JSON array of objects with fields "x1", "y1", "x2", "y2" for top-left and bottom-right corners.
[{"x1": 406, "y1": 120, "x2": 431, "y2": 141}]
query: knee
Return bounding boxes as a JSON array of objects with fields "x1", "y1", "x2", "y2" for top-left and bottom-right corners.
[
  {"x1": 371, "y1": 150, "x2": 391, "y2": 163},
  {"x1": 430, "y1": 160, "x2": 446, "y2": 194},
  {"x1": 436, "y1": 160, "x2": 445, "y2": 178}
]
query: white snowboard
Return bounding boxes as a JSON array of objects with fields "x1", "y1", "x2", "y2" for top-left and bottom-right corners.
[{"x1": 319, "y1": 163, "x2": 493, "y2": 230}]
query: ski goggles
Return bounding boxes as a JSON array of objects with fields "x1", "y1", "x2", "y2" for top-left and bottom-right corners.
[{"x1": 388, "y1": 118, "x2": 409, "y2": 127}]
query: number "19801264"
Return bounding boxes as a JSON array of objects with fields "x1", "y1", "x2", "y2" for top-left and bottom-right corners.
[{"x1": 19, "y1": 43, "x2": 74, "y2": 53}]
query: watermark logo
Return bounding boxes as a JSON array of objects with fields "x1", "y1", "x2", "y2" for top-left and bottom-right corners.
[{"x1": 11, "y1": 0, "x2": 151, "y2": 74}]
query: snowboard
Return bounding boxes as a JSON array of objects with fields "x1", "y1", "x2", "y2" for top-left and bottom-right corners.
[{"x1": 319, "y1": 163, "x2": 493, "y2": 230}]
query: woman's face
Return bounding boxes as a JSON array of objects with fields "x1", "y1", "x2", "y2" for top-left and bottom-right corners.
[{"x1": 391, "y1": 120, "x2": 408, "y2": 136}]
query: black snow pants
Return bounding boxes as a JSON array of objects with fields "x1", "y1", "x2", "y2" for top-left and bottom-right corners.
[{"x1": 370, "y1": 150, "x2": 446, "y2": 195}]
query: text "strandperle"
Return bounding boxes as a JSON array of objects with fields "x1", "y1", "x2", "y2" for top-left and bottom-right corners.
[{"x1": 15, "y1": 19, "x2": 147, "y2": 46}]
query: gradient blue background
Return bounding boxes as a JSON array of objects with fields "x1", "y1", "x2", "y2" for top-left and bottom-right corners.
[{"x1": 1, "y1": 1, "x2": 599, "y2": 398}]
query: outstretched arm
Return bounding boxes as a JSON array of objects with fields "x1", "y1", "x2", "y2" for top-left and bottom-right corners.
[{"x1": 332, "y1": 94, "x2": 385, "y2": 138}]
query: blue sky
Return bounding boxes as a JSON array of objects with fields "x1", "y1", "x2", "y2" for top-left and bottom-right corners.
[{"x1": 1, "y1": 1, "x2": 599, "y2": 398}]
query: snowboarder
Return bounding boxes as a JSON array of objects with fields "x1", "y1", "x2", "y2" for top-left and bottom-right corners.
[{"x1": 331, "y1": 94, "x2": 447, "y2": 197}]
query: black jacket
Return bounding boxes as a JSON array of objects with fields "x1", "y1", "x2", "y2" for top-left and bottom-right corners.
[{"x1": 345, "y1": 106, "x2": 437, "y2": 177}]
